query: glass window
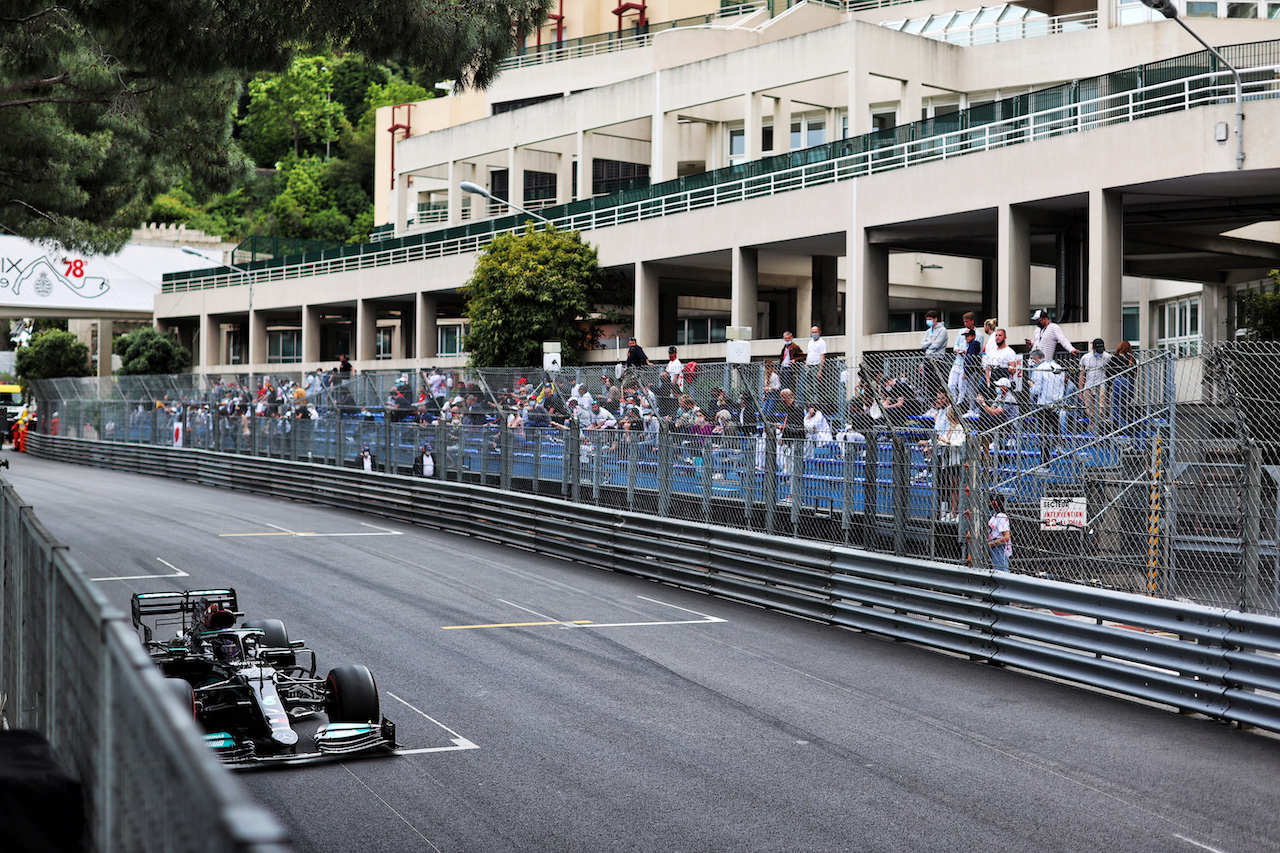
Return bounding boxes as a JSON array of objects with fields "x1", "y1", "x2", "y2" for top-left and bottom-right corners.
[
  {"x1": 438, "y1": 324, "x2": 469, "y2": 356},
  {"x1": 1122, "y1": 306, "x2": 1139, "y2": 345},
  {"x1": 375, "y1": 327, "x2": 394, "y2": 360},
  {"x1": 1227, "y1": 1, "x2": 1258, "y2": 15},
  {"x1": 1186, "y1": 1, "x2": 1218, "y2": 15},
  {"x1": 806, "y1": 119, "x2": 825, "y2": 148},
  {"x1": 711, "y1": 317, "x2": 729, "y2": 343},
  {"x1": 728, "y1": 128, "x2": 745, "y2": 157},
  {"x1": 1269, "y1": 2, "x2": 1280, "y2": 17},
  {"x1": 1156, "y1": 296, "x2": 1201, "y2": 356},
  {"x1": 791, "y1": 121, "x2": 803, "y2": 151},
  {"x1": 267, "y1": 329, "x2": 301, "y2": 364}
]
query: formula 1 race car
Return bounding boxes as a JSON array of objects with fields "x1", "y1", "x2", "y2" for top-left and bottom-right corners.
[{"x1": 132, "y1": 588, "x2": 396, "y2": 765}]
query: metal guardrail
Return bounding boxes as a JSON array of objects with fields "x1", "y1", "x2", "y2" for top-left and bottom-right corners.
[
  {"x1": 28, "y1": 433, "x2": 1280, "y2": 736},
  {"x1": 0, "y1": 477, "x2": 291, "y2": 853},
  {"x1": 162, "y1": 50, "x2": 1280, "y2": 294}
]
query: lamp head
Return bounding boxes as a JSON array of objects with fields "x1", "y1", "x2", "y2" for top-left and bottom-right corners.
[
  {"x1": 1138, "y1": 0, "x2": 1179, "y2": 18},
  {"x1": 460, "y1": 181, "x2": 493, "y2": 199}
]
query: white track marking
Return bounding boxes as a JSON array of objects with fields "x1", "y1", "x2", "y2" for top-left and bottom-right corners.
[
  {"x1": 571, "y1": 596, "x2": 727, "y2": 628},
  {"x1": 339, "y1": 764, "x2": 446, "y2": 853},
  {"x1": 90, "y1": 557, "x2": 188, "y2": 582},
  {"x1": 385, "y1": 691, "x2": 478, "y2": 753},
  {"x1": 221, "y1": 521, "x2": 402, "y2": 538},
  {"x1": 1174, "y1": 835, "x2": 1230, "y2": 853}
]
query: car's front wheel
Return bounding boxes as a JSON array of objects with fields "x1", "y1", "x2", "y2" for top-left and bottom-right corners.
[
  {"x1": 326, "y1": 664, "x2": 380, "y2": 723},
  {"x1": 164, "y1": 677, "x2": 197, "y2": 720}
]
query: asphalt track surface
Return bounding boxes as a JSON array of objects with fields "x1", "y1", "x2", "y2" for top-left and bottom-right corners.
[{"x1": 8, "y1": 454, "x2": 1280, "y2": 853}]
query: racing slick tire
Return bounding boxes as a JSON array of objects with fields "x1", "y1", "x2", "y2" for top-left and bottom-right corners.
[
  {"x1": 326, "y1": 665, "x2": 380, "y2": 723},
  {"x1": 164, "y1": 677, "x2": 197, "y2": 719},
  {"x1": 242, "y1": 618, "x2": 296, "y2": 667}
]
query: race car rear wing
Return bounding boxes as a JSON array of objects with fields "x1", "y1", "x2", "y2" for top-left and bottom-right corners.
[{"x1": 132, "y1": 589, "x2": 239, "y2": 641}]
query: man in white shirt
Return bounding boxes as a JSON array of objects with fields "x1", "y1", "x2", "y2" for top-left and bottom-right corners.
[
  {"x1": 804, "y1": 326, "x2": 827, "y2": 403},
  {"x1": 1025, "y1": 309, "x2": 1079, "y2": 361},
  {"x1": 1079, "y1": 338, "x2": 1112, "y2": 431},
  {"x1": 947, "y1": 312, "x2": 980, "y2": 409},
  {"x1": 985, "y1": 328, "x2": 1020, "y2": 390},
  {"x1": 584, "y1": 400, "x2": 617, "y2": 430},
  {"x1": 1029, "y1": 350, "x2": 1068, "y2": 438}
]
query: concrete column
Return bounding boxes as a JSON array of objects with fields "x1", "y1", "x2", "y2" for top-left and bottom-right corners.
[
  {"x1": 417, "y1": 292, "x2": 438, "y2": 358},
  {"x1": 997, "y1": 203, "x2": 1032, "y2": 335},
  {"x1": 394, "y1": 173, "x2": 410, "y2": 233},
  {"x1": 200, "y1": 313, "x2": 219, "y2": 367},
  {"x1": 1089, "y1": 188, "x2": 1124, "y2": 346},
  {"x1": 556, "y1": 149, "x2": 575, "y2": 206},
  {"x1": 302, "y1": 305, "x2": 321, "y2": 364},
  {"x1": 97, "y1": 319, "x2": 112, "y2": 389},
  {"x1": 901, "y1": 79, "x2": 923, "y2": 127},
  {"x1": 356, "y1": 299, "x2": 377, "y2": 363},
  {"x1": 731, "y1": 247, "x2": 759, "y2": 332},
  {"x1": 447, "y1": 161, "x2": 462, "y2": 223},
  {"x1": 576, "y1": 130, "x2": 594, "y2": 200},
  {"x1": 849, "y1": 211, "x2": 890, "y2": 372},
  {"x1": 848, "y1": 68, "x2": 871, "y2": 137},
  {"x1": 634, "y1": 262, "x2": 661, "y2": 349},
  {"x1": 774, "y1": 95, "x2": 792, "y2": 154},
  {"x1": 509, "y1": 146, "x2": 525, "y2": 209},
  {"x1": 796, "y1": 280, "x2": 813, "y2": 337},
  {"x1": 247, "y1": 308, "x2": 266, "y2": 369},
  {"x1": 812, "y1": 256, "x2": 839, "y2": 332},
  {"x1": 745, "y1": 91, "x2": 764, "y2": 161}
]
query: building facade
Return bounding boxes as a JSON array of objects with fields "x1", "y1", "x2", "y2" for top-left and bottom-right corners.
[{"x1": 155, "y1": 0, "x2": 1280, "y2": 375}]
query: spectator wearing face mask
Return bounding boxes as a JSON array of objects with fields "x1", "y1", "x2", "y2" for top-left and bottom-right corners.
[{"x1": 919, "y1": 309, "x2": 948, "y2": 394}]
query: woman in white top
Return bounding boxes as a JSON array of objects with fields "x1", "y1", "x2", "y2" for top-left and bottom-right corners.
[
  {"x1": 803, "y1": 405, "x2": 833, "y2": 457},
  {"x1": 980, "y1": 318, "x2": 1000, "y2": 371}
]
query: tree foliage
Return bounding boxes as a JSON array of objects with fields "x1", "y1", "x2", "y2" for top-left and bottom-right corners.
[
  {"x1": 2, "y1": 0, "x2": 550, "y2": 253},
  {"x1": 240, "y1": 57, "x2": 348, "y2": 166},
  {"x1": 1237, "y1": 271, "x2": 1280, "y2": 341},
  {"x1": 112, "y1": 327, "x2": 192, "y2": 375},
  {"x1": 15, "y1": 329, "x2": 91, "y2": 381},
  {"x1": 462, "y1": 226, "x2": 606, "y2": 368}
]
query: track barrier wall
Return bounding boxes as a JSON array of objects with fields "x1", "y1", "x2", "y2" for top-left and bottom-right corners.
[{"x1": 26, "y1": 432, "x2": 1280, "y2": 736}]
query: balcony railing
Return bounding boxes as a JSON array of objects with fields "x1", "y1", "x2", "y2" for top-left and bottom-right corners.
[
  {"x1": 498, "y1": 3, "x2": 767, "y2": 71},
  {"x1": 881, "y1": 6, "x2": 1098, "y2": 46},
  {"x1": 163, "y1": 44, "x2": 1280, "y2": 294}
]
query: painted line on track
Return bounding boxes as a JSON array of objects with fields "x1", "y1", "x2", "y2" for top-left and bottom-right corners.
[
  {"x1": 1173, "y1": 834, "x2": 1231, "y2": 853},
  {"x1": 443, "y1": 596, "x2": 727, "y2": 630},
  {"x1": 220, "y1": 522, "x2": 403, "y2": 538},
  {"x1": 90, "y1": 557, "x2": 189, "y2": 582},
  {"x1": 385, "y1": 692, "x2": 479, "y2": 754}
]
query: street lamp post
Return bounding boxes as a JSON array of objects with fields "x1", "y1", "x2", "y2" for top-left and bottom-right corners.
[
  {"x1": 460, "y1": 180, "x2": 552, "y2": 223},
  {"x1": 182, "y1": 246, "x2": 255, "y2": 368},
  {"x1": 1138, "y1": 0, "x2": 1244, "y2": 170}
]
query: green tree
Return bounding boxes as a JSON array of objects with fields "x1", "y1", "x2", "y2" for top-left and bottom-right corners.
[
  {"x1": 113, "y1": 327, "x2": 192, "y2": 375},
  {"x1": 15, "y1": 330, "x2": 91, "y2": 381},
  {"x1": 462, "y1": 226, "x2": 606, "y2": 368},
  {"x1": 1237, "y1": 272, "x2": 1280, "y2": 341},
  {"x1": 2, "y1": 0, "x2": 551, "y2": 254},
  {"x1": 240, "y1": 57, "x2": 347, "y2": 165}
]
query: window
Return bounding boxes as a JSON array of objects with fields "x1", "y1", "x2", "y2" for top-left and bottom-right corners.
[
  {"x1": 1156, "y1": 296, "x2": 1201, "y2": 356},
  {"x1": 267, "y1": 329, "x2": 301, "y2": 364},
  {"x1": 375, "y1": 327, "x2": 394, "y2": 360},
  {"x1": 593, "y1": 159, "x2": 649, "y2": 195},
  {"x1": 1122, "y1": 306, "x2": 1140, "y2": 346},
  {"x1": 728, "y1": 127, "x2": 746, "y2": 166},
  {"x1": 438, "y1": 324, "x2": 470, "y2": 356},
  {"x1": 790, "y1": 118, "x2": 826, "y2": 150},
  {"x1": 674, "y1": 317, "x2": 729, "y2": 346}
]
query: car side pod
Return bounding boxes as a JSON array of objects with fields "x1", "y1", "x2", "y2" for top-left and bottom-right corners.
[{"x1": 314, "y1": 717, "x2": 396, "y2": 756}]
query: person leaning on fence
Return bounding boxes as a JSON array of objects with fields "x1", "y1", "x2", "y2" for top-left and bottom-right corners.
[
  {"x1": 975, "y1": 378, "x2": 1019, "y2": 453},
  {"x1": 948, "y1": 312, "x2": 980, "y2": 407},
  {"x1": 779, "y1": 332, "x2": 804, "y2": 396},
  {"x1": 918, "y1": 309, "x2": 948, "y2": 394},
  {"x1": 624, "y1": 336, "x2": 651, "y2": 367},
  {"x1": 987, "y1": 494, "x2": 1012, "y2": 571},
  {"x1": 1108, "y1": 340, "x2": 1136, "y2": 426},
  {"x1": 934, "y1": 405, "x2": 965, "y2": 521}
]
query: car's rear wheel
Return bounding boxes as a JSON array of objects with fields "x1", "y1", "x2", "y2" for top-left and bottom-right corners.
[
  {"x1": 243, "y1": 618, "x2": 295, "y2": 667},
  {"x1": 164, "y1": 677, "x2": 197, "y2": 719},
  {"x1": 326, "y1": 665, "x2": 380, "y2": 723}
]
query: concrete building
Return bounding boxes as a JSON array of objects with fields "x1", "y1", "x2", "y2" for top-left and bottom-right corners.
[{"x1": 155, "y1": 0, "x2": 1280, "y2": 377}]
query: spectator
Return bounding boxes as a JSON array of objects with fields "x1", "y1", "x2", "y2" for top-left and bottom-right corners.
[
  {"x1": 1079, "y1": 338, "x2": 1112, "y2": 431},
  {"x1": 664, "y1": 346, "x2": 684, "y2": 391},
  {"x1": 1025, "y1": 309, "x2": 1079, "y2": 361},
  {"x1": 919, "y1": 309, "x2": 948, "y2": 394},
  {"x1": 779, "y1": 331, "x2": 804, "y2": 395},
  {"x1": 975, "y1": 377, "x2": 1019, "y2": 450},
  {"x1": 356, "y1": 446, "x2": 375, "y2": 472},
  {"x1": 805, "y1": 326, "x2": 826, "y2": 400},
  {"x1": 1028, "y1": 350, "x2": 1068, "y2": 440},
  {"x1": 585, "y1": 400, "x2": 617, "y2": 431},
  {"x1": 935, "y1": 405, "x2": 965, "y2": 521},
  {"x1": 985, "y1": 328, "x2": 1019, "y2": 389},
  {"x1": 412, "y1": 444, "x2": 435, "y2": 477},
  {"x1": 987, "y1": 494, "x2": 1012, "y2": 571},
  {"x1": 1109, "y1": 340, "x2": 1136, "y2": 426},
  {"x1": 624, "y1": 336, "x2": 651, "y2": 367},
  {"x1": 803, "y1": 404, "x2": 833, "y2": 457},
  {"x1": 948, "y1": 312, "x2": 980, "y2": 407}
]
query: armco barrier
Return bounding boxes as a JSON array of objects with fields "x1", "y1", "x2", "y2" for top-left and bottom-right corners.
[
  {"x1": 28, "y1": 433, "x2": 1280, "y2": 735},
  {"x1": 0, "y1": 470, "x2": 290, "y2": 853}
]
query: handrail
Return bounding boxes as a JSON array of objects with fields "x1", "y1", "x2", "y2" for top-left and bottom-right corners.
[
  {"x1": 163, "y1": 48, "x2": 1280, "y2": 293},
  {"x1": 884, "y1": 9, "x2": 1099, "y2": 47}
]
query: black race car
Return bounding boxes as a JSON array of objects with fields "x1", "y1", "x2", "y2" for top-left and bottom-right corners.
[{"x1": 132, "y1": 588, "x2": 396, "y2": 765}]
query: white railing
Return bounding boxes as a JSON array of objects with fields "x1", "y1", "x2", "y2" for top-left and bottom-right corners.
[
  {"x1": 164, "y1": 65, "x2": 1279, "y2": 294},
  {"x1": 931, "y1": 10, "x2": 1098, "y2": 47}
]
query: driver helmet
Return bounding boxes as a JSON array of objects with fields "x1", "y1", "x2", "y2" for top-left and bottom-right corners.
[
  {"x1": 210, "y1": 634, "x2": 240, "y2": 663},
  {"x1": 200, "y1": 603, "x2": 236, "y2": 630}
]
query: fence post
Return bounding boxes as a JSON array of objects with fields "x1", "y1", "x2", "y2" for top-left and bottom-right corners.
[
  {"x1": 1243, "y1": 440, "x2": 1262, "y2": 612},
  {"x1": 383, "y1": 415, "x2": 392, "y2": 474},
  {"x1": 500, "y1": 419, "x2": 512, "y2": 492},
  {"x1": 531, "y1": 426, "x2": 543, "y2": 493},
  {"x1": 435, "y1": 416, "x2": 447, "y2": 481},
  {"x1": 764, "y1": 423, "x2": 777, "y2": 535},
  {"x1": 658, "y1": 425, "x2": 672, "y2": 518},
  {"x1": 626, "y1": 430, "x2": 637, "y2": 511},
  {"x1": 701, "y1": 437, "x2": 713, "y2": 524},
  {"x1": 891, "y1": 432, "x2": 908, "y2": 556},
  {"x1": 570, "y1": 422, "x2": 581, "y2": 504}
]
